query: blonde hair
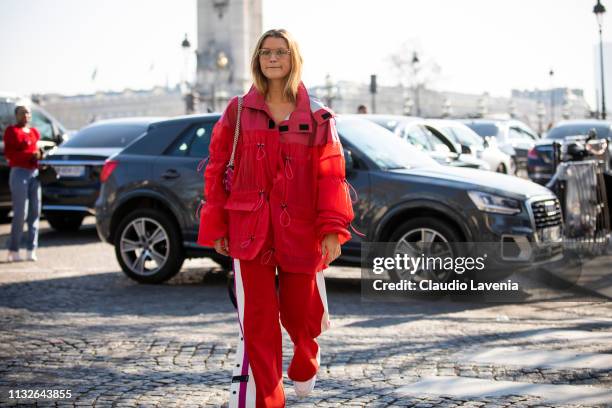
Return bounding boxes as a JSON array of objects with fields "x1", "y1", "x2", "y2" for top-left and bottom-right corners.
[{"x1": 250, "y1": 29, "x2": 303, "y2": 102}]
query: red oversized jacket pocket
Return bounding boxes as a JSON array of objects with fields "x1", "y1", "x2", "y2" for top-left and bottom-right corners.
[{"x1": 224, "y1": 191, "x2": 269, "y2": 260}]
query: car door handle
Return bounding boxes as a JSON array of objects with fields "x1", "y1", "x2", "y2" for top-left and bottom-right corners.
[{"x1": 162, "y1": 169, "x2": 180, "y2": 179}]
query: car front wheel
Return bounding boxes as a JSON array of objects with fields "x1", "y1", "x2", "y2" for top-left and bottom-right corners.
[
  {"x1": 387, "y1": 216, "x2": 464, "y2": 284},
  {"x1": 114, "y1": 208, "x2": 184, "y2": 283}
]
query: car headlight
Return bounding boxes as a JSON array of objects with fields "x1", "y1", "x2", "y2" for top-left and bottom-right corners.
[{"x1": 468, "y1": 191, "x2": 521, "y2": 215}]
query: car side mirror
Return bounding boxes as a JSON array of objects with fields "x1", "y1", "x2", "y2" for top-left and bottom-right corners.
[
  {"x1": 52, "y1": 123, "x2": 65, "y2": 144},
  {"x1": 55, "y1": 132, "x2": 66, "y2": 144},
  {"x1": 344, "y1": 148, "x2": 354, "y2": 174},
  {"x1": 460, "y1": 144, "x2": 472, "y2": 155}
]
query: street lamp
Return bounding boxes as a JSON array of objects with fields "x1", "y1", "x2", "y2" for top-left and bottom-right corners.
[
  {"x1": 549, "y1": 68, "x2": 555, "y2": 126},
  {"x1": 211, "y1": 51, "x2": 230, "y2": 110},
  {"x1": 216, "y1": 51, "x2": 229, "y2": 70},
  {"x1": 181, "y1": 34, "x2": 198, "y2": 114},
  {"x1": 181, "y1": 34, "x2": 192, "y2": 90},
  {"x1": 594, "y1": 0, "x2": 607, "y2": 119},
  {"x1": 411, "y1": 52, "x2": 421, "y2": 116}
]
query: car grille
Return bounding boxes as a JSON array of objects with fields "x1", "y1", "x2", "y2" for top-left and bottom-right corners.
[{"x1": 531, "y1": 198, "x2": 563, "y2": 229}]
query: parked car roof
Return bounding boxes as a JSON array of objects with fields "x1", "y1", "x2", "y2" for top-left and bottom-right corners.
[
  {"x1": 149, "y1": 113, "x2": 222, "y2": 128},
  {"x1": 544, "y1": 120, "x2": 612, "y2": 140},
  {"x1": 61, "y1": 117, "x2": 165, "y2": 148}
]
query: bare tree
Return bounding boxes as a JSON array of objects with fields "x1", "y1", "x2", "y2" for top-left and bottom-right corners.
[{"x1": 387, "y1": 41, "x2": 441, "y2": 116}]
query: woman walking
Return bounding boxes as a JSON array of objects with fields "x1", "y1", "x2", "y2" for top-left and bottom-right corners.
[
  {"x1": 197, "y1": 29, "x2": 354, "y2": 407},
  {"x1": 4, "y1": 104, "x2": 42, "y2": 262}
]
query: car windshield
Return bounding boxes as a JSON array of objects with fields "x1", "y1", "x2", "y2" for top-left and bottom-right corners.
[
  {"x1": 336, "y1": 117, "x2": 437, "y2": 169},
  {"x1": 465, "y1": 122, "x2": 499, "y2": 138},
  {"x1": 545, "y1": 123, "x2": 611, "y2": 140},
  {"x1": 62, "y1": 122, "x2": 149, "y2": 148},
  {"x1": 445, "y1": 125, "x2": 484, "y2": 147}
]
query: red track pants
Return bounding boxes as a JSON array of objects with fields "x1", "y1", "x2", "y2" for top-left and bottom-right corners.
[{"x1": 229, "y1": 256, "x2": 331, "y2": 408}]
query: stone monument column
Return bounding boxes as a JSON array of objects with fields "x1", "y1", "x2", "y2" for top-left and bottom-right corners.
[{"x1": 196, "y1": 0, "x2": 262, "y2": 111}]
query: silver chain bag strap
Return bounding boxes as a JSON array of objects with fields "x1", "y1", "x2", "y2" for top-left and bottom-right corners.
[{"x1": 222, "y1": 96, "x2": 242, "y2": 193}]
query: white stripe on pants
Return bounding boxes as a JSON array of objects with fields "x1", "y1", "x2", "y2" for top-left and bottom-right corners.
[{"x1": 229, "y1": 259, "x2": 257, "y2": 408}]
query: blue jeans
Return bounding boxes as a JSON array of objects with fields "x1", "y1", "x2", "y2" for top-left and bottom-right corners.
[{"x1": 7, "y1": 167, "x2": 41, "y2": 252}]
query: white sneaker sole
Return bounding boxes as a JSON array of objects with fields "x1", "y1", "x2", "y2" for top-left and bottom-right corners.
[{"x1": 294, "y1": 347, "x2": 321, "y2": 398}]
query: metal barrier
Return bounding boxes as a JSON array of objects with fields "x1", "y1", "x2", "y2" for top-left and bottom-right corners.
[{"x1": 546, "y1": 159, "x2": 611, "y2": 256}]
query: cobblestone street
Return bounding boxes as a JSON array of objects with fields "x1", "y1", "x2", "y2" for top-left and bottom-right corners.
[{"x1": 1, "y1": 218, "x2": 611, "y2": 407}]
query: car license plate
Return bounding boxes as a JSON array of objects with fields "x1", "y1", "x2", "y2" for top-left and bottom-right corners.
[
  {"x1": 539, "y1": 225, "x2": 561, "y2": 242},
  {"x1": 55, "y1": 165, "x2": 85, "y2": 177}
]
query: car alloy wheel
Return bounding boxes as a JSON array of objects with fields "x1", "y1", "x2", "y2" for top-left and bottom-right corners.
[
  {"x1": 119, "y1": 217, "x2": 170, "y2": 276},
  {"x1": 393, "y1": 227, "x2": 455, "y2": 283}
]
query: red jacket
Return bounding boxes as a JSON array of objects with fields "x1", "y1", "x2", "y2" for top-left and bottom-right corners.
[
  {"x1": 197, "y1": 82, "x2": 354, "y2": 273},
  {"x1": 3, "y1": 125, "x2": 40, "y2": 169}
]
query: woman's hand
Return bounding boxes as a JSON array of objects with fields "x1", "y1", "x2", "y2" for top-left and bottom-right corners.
[
  {"x1": 214, "y1": 237, "x2": 229, "y2": 257},
  {"x1": 321, "y1": 233, "x2": 341, "y2": 264}
]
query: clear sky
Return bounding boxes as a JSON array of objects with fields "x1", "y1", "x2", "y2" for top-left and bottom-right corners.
[{"x1": 1, "y1": 0, "x2": 610, "y2": 107}]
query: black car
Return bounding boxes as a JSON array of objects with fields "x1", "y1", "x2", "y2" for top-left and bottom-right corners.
[
  {"x1": 0, "y1": 95, "x2": 68, "y2": 221},
  {"x1": 39, "y1": 117, "x2": 163, "y2": 231},
  {"x1": 527, "y1": 120, "x2": 612, "y2": 185},
  {"x1": 462, "y1": 119, "x2": 539, "y2": 178},
  {"x1": 95, "y1": 114, "x2": 562, "y2": 284},
  {"x1": 365, "y1": 114, "x2": 490, "y2": 170}
]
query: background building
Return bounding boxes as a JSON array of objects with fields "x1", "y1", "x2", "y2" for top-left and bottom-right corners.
[{"x1": 35, "y1": 86, "x2": 184, "y2": 130}]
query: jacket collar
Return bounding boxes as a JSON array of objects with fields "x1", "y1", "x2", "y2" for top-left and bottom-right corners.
[{"x1": 242, "y1": 81, "x2": 311, "y2": 116}]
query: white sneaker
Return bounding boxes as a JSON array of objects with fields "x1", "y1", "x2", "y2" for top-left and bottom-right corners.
[
  {"x1": 26, "y1": 250, "x2": 37, "y2": 262},
  {"x1": 7, "y1": 251, "x2": 21, "y2": 262},
  {"x1": 294, "y1": 375, "x2": 317, "y2": 398},
  {"x1": 294, "y1": 348, "x2": 320, "y2": 398}
]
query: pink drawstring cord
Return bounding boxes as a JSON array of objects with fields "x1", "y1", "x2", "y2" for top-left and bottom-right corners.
[
  {"x1": 284, "y1": 156, "x2": 294, "y2": 180},
  {"x1": 280, "y1": 203, "x2": 291, "y2": 227},
  {"x1": 350, "y1": 222, "x2": 366, "y2": 238},
  {"x1": 260, "y1": 248, "x2": 275, "y2": 264},
  {"x1": 241, "y1": 235, "x2": 255, "y2": 248},
  {"x1": 256, "y1": 143, "x2": 266, "y2": 160},
  {"x1": 197, "y1": 156, "x2": 209, "y2": 173},
  {"x1": 253, "y1": 190, "x2": 265, "y2": 211},
  {"x1": 344, "y1": 179, "x2": 359, "y2": 204}
]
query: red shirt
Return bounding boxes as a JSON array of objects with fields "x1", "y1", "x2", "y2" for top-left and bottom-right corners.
[{"x1": 3, "y1": 125, "x2": 40, "y2": 169}]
